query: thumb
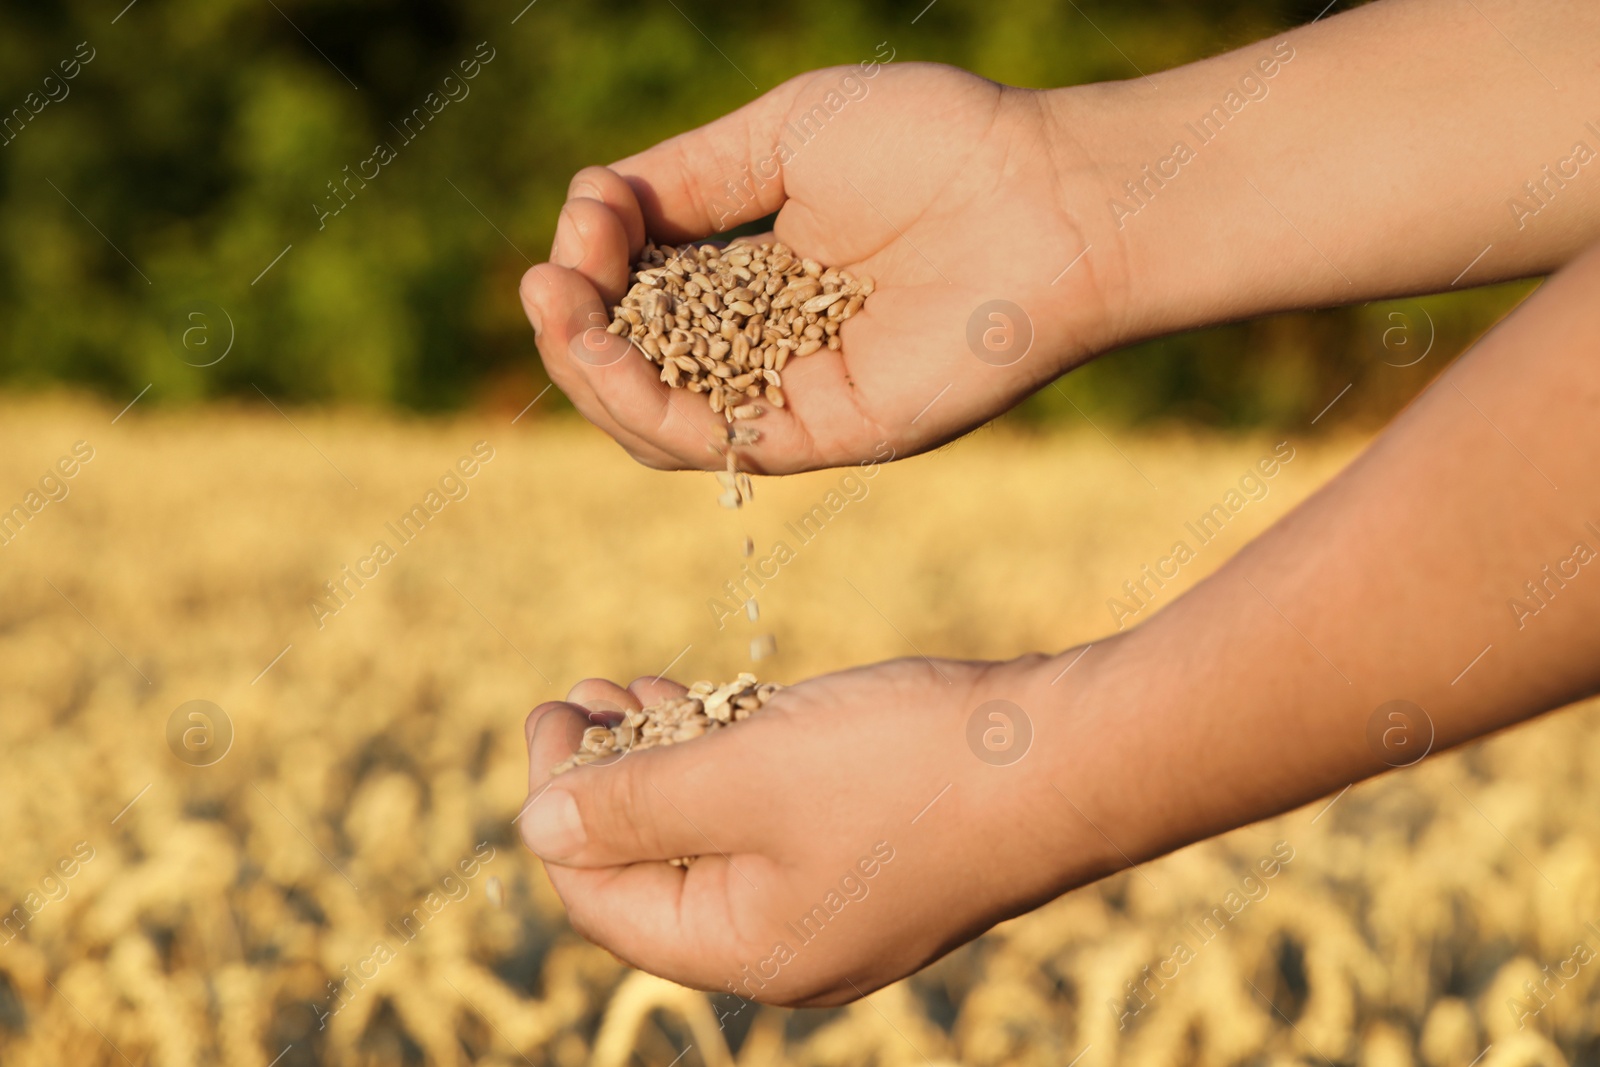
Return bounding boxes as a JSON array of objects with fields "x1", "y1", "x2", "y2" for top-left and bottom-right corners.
[
  {"x1": 520, "y1": 703, "x2": 766, "y2": 867},
  {"x1": 610, "y1": 74, "x2": 811, "y2": 240}
]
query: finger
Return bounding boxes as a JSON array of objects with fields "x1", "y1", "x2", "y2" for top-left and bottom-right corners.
[
  {"x1": 518, "y1": 728, "x2": 772, "y2": 867},
  {"x1": 550, "y1": 196, "x2": 632, "y2": 307},
  {"x1": 524, "y1": 701, "x2": 589, "y2": 800},
  {"x1": 627, "y1": 676, "x2": 689, "y2": 707},
  {"x1": 567, "y1": 166, "x2": 646, "y2": 253},
  {"x1": 546, "y1": 859, "x2": 756, "y2": 988},
  {"x1": 567, "y1": 677, "x2": 641, "y2": 724},
  {"x1": 524, "y1": 698, "x2": 582, "y2": 747},
  {"x1": 611, "y1": 76, "x2": 806, "y2": 239},
  {"x1": 520, "y1": 262, "x2": 733, "y2": 470},
  {"x1": 518, "y1": 263, "x2": 684, "y2": 468}
]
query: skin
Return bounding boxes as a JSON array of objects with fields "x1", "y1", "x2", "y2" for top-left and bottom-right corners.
[{"x1": 517, "y1": 0, "x2": 1600, "y2": 1007}]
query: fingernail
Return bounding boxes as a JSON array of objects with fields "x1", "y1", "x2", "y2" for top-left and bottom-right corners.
[
  {"x1": 552, "y1": 211, "x2": 583, "y2": 269},
  {"x1": 521, "y1": 790, "x2": 585, "y2": 860},
  {"x1": 520, "y1": 270, "x2": 545, "y2": 335},
  {"x1": 570, "y1": 181, "x2": 602, "y2": 202}
]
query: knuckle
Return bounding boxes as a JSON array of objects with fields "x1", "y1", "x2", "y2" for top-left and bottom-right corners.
[
  {"x1": 566, "y1": 196, "x2": 602, "y2": 232},
  {"x1": 630, "y1": 446, "x2": 682, "y2": 472},
  {"x1": 567, "y1": 165, "x2": 610, "y2": 200},
  {"x1": 516, "y1": 813, "x2": 544, "y2": 855},
  {"x1": 525, "y1": 700, "x2": 571, "y2": 743},
  {"x1": 519, "y1": 262, "x2": 555, "y2": 300}
]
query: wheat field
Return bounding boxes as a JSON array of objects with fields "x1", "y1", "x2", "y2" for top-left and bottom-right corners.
[{"x1": 1, "y1": 395, "x2": 1597, "y2": 1067}]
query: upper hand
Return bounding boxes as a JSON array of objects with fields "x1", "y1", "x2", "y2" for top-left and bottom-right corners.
[{"x1": 519, "y1": 62, "x2": 1133, "y2": 474}]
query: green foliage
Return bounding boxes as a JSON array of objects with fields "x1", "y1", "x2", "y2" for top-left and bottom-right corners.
[{"x1": 0, "y1": 0, "x2": 1529, "y2": 425}]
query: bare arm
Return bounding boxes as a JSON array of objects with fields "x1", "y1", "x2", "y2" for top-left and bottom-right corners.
[
  {"x1": 519, "y1": 238, "x2": 1600, "y2": 1005},
  {"x1": 521, "y1": 0, "x2": 1600, "y2": 473},
  {"x1": 1090, "y1": 242, "x2": 1600, "y2": 865},
  {"x1": 1081, "y1": 0, "x2": 1600, "y2": 339}
]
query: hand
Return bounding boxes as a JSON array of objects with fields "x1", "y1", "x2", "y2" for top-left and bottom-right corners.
[
  {"x1": 516, "y1": 652, "x2": 1119, "y2": 1006},
  {"x1": 518, "y1": 62, "x2": 1136, "y2": 474},
  {"x1": 523, "y1": 3, "x2": 1600, "y2": 474},
  {"x1": 516, "y1": 240, "x2": 1600, "y2": 1006}
]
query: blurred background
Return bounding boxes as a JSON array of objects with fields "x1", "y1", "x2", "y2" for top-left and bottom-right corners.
[
  {"x1": 2, "y1": 3, "x2": 1591, "y2": 1067},
  {"x1": 0, "y1": 0, "x2": 1532, "y2": 426}
]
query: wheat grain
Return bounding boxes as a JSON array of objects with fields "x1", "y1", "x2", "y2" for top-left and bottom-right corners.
[
  {"x1": 549, "y1": 674, "x2": 779, "y2": 779},
  {"x1": 549, "y1": 674, "x2": 781, "y2": 867},
  {"x1": 607, "y1": 240, "x2": 873, "y2": 423}
]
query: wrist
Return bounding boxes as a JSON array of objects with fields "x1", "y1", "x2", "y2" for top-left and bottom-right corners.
[
  {"x1": 1054, "y1": 570, "x2": 1381, "y2": 881},
  {"x1": 981, "y1": 640, "x2": 1155, "y2": 898},
  {"x1": 1037, "y1": 78, "x2": 1233, "y2": 363},
  {"x1": 1039, "y1": 40, "x2": 1317, "y2": 349},
  {"x1": 1020, "y1": 622, "x2": 1281, "y2": 894},
  {"x1": 1034, "y1": 82, "x2": 1148, "y2": 359}
]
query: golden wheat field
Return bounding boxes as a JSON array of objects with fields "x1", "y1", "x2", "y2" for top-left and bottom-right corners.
[{"x1": 2, "y1": 394, "x2": 1598, "y2": 1067}]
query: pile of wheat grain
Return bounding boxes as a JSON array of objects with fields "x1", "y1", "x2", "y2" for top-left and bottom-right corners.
[
  {"x1": 550, "y1": 674, "x2": 778, "y2": 778},
  {"x1": 607, "y1": 240, "x2": 871, "y2": 420}
]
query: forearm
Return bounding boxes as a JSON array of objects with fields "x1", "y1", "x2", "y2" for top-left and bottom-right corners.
[
  {"x1": 1060, "y1": 0, "x2": 1600, "y2": 340},
  {"x1": 1064, "y1": 240, "x2": 1600, "y2": 870}
]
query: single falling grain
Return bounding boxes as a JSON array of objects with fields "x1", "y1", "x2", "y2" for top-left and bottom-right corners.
[
  {"x1": 751, "y1": 633, "x2": 777, "y2": 661},
  {"x1": 718, "y1": 447, "x2": 756, "y2": 510}
]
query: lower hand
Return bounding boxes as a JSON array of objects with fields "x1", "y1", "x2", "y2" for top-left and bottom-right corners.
[{"x1": 516, "y1": 651, "x2": 1114, "y2": 1005}]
